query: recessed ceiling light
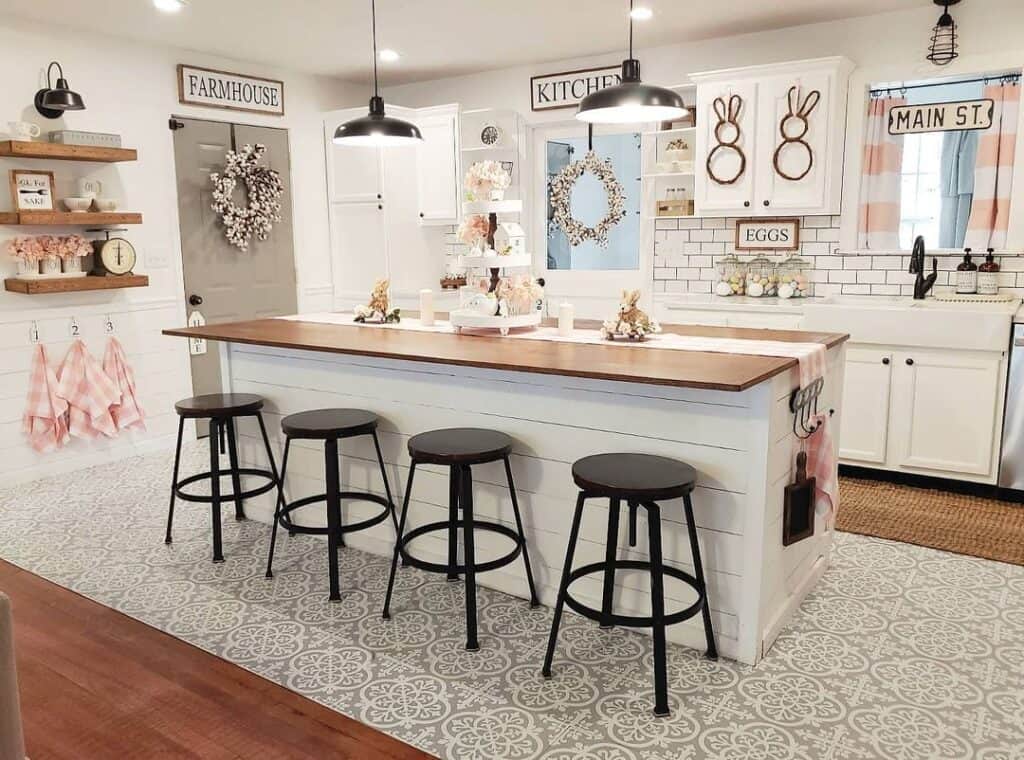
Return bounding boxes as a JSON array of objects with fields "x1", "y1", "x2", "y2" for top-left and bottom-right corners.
[
  {"x1": 630, "y1": 6, "x2": 653, "y2": 20},
  {"x1": 378, "y1": 49, "x2": 401, "y2": 62},
  {"x1": 153, "y1": 0, "x2": 187, "y2": 12}
]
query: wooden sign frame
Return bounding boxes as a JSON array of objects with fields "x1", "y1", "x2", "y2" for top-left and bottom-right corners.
[
  {"x1": 530, "y1": 65, "x2": 622, "y2": 112},
  {"x1": 177, "y1": 64, "x2": 286, "y2": 117},
  {"x1": 10, "y1": 169, "x2": 55, "y2": 211},
  {"x1": 734, "y1": 218, "x2": 801, "y2": 251}
]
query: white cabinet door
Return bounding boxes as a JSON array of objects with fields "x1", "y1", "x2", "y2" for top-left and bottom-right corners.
[
  {"x1": 890, "y1": 350, "x2": 1003, "y2": 477},
  {"x1": 330, "y1": 201, "x2": 387, "y2": 303},
  {"x1": 753, "y1": 70, "x2": 834, "y2": 215},
  {"x1": 415, "y1": 110, "x2": 460, "y2": 225},
  {"x1": 324, "y1": 110, "x2": 383, "y2": 203},
  {"x1": 695, "y1": 81, "x2": 758, "y2": 215},
  {"x1": 838, "y1": 347, "x2": 893, "y2": 465}
]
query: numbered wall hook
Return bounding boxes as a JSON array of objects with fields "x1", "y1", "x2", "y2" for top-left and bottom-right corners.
[
  {"x1": 104, "y1": 314, "x2": 115, "y2": 333},
  {"x1": 29, "y1": 321, "x2": 40, "y2": 344},
  {"x1": 69, "y1": 316, "x2": 80, "y2": 338}
]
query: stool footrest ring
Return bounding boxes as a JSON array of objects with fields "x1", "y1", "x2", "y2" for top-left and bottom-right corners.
[
  {"x1": 565, "y1": 560, "x2": 706, "y2": 627},
  {"x1": 399, "y1": 519, "x2": 523, "y2": 575},
  {"x1": 175, "y1": 468, "x2": 277, "y2": 504},
  {"x1": 277, "y1": 492, "x2": 393, "y2": 536}
]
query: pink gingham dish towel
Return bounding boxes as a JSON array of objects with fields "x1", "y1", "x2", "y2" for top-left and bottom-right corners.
[
  {"x1": 57, "y1": 340, "x2": 120, "y2": 440},
  {"x1": 103, "y1": 337, "x2": 146, "y2": 431},
  {"x1": 22, "y1": 344, "x2": 69, "y2": 453},
  {"x1": 795, "y1": 344, "x2": 838, "y2": 527}
]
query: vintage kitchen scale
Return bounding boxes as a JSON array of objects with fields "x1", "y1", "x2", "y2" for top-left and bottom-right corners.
[{"x1": 87, "y1": 228, "x2": 138, "y2": 276}]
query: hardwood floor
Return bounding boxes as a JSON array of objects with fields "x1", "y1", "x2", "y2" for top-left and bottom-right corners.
[{"x1": 0, "y1": 560, "x2": 437, "y2": 760}]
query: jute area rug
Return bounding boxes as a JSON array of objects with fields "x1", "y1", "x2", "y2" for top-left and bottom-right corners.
[{"x1": 837, "y1": 476, "x2": 1024, "y2": 566}]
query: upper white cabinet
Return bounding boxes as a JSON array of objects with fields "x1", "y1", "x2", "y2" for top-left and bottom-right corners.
[
  {"x1": 414, "y1": 106, "x2": 461, "y2": 225},
  {"x1": 324, "y1": 108, "x2": 384, "y2": 203},
  {"x1": 691, "y1": 57, "x2": 853, "y2": 217}
]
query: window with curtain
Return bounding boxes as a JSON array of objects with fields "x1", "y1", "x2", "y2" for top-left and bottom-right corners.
[{"x1": 858, "y1": 72, "x2": 1019, "y2": 251}]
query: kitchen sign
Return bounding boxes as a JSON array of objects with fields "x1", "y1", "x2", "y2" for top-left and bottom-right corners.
[
  {"x1": 888, "y1": 99, "x2": 994, "y2": 135},
  {"x1": 734, "y1": 218, "x2": 801, "y2": 251},
  {"x1": 530, "y1": 65, "x2": 622, "y2": 111},
  {"x1": 177, "y1": 64, "x2": 285, "y2": 116}
]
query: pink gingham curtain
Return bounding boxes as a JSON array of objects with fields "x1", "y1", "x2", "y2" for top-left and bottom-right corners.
[
  {"x1": 857, "y1": 96, "x2": 906, "y2": 250},
  {"x1": 966, "y1": 82, "x2": 1020, "y2": 250}
]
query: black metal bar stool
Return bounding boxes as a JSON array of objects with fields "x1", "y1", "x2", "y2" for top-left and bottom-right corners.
[
  {"x1": 266, "y1": 408, "x2": 398, "y2": 602},
  {"x1": 383, "y1": 427, "x2": 539, "y2": 651},
  {"x1": 165, "y1": 393, "x2": 280, "y2": 563},
  {"x1": 542, "y1": 453, "x2": 718, "y2": 718}
]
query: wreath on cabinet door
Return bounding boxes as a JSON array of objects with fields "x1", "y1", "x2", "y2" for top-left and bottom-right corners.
[
  {"x1": 549, "y1": 150, "x2": 626, "y2": 248},
  {"x1": 706, "y1": 94, "x2": 747, "y2": 186},
  {"x1": 209, "y1": 143, "x2": 284, "y2": 251}
]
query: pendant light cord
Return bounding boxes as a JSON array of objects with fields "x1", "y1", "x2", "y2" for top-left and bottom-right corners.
[
  {"x1": 371, "y1": 0, "x2": 379, "y2": 98},
  {"x1": 628, "y1": 0, "x2": 634, "y2": 59}
]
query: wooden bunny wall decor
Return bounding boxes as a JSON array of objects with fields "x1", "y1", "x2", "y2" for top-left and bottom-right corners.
[
  {"x1": 772, "y1": 86, "x2": 821, "y2": 182},
  {"x1": 706, "y1": 94, "x2": 747, "y2": 186}
]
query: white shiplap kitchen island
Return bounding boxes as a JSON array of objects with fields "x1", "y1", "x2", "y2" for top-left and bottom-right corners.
[{"x1": 165, "y1": 317, "x2": 847, "y2": 665}]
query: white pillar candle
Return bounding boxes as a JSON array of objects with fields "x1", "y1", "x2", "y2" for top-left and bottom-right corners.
[
  {"x1": 558, "y1": 302, "x2": 574, "y2": 337},
  {"x1": 419, "y1": 288, "x2": 435, "y2": 326}
]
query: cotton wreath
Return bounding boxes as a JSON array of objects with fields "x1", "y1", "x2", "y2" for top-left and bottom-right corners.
[
  {"x1": 210, "y1": 143, "x2": 284, "y2": 251},
  {"x1": 549, "y1": 150, "x2": 626, "y2": 248}
]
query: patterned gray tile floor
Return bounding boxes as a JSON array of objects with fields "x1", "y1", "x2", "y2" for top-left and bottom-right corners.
[{"x1": 1, "y1": 445, "x2": 1023, "y2": 759}]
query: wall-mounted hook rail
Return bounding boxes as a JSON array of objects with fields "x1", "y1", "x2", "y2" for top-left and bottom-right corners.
[{"x1": 790, "y1": 377, "x2": 826, "y2": 440}]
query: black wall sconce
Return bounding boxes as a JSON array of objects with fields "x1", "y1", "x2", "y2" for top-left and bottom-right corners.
[
  {"x1": 34, "y1": 61, "x2": 86, "y2": 119},
  {"x1": 927, "y1": 0, "x2": 961, "y2": 67}
]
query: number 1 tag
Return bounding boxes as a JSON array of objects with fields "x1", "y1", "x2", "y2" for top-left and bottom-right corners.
[{"x1": 188, "y1": 310, "x2": 207, "y2": 356}]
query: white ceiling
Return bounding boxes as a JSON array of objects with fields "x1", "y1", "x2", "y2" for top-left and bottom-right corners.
[{"x1": 10, "y1": 0, "x2": 924, "y2": 84}]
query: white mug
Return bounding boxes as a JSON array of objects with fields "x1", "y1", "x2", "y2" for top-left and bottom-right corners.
[
  {"x1": 78, "y1": 178, "x2": 103, "y2": 199},
  {"x1": 9, "y1": 121, "x2": 40, "y2": 140}
]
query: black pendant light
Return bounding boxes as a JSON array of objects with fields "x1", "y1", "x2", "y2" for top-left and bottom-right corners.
[
  {"x1": 577, "y1": 0, "x2": 687, "y2": 124},
  {"x1": 334, "y1": 0, "x2": 422, "y2": 147},
  {"x1": 34, "y1": 61, "x2": 86, "y2": 119},
  {"x1": 926, "y1": 0, "x2": 961, "y2": 67}
]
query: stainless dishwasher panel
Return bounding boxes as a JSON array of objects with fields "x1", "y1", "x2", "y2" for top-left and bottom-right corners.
[{"x1": 999, "y1": 324, "x2": 1024, "y2": 489}]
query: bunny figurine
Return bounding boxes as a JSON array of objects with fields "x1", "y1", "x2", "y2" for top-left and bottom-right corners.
[
  {"x1": 772, "y1": 86, "x2": 821, "y2": 182},
  {"x1": 706, "y1": 94, "x2": 747, "y2": 186},
  {"x1": 601, "y1": 289, "x2": 661, "y2": 341}
]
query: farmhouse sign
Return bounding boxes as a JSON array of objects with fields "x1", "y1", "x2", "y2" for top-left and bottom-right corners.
[
  {"x1": 177, "y1": 64, "x2": 285, "y2": 116},
  {"x1": 734, "y1": 218, "x2": 801, "y2": 251},
  {"x1": 530, "y1": 65, "x2": 622, "y2": 112},
  {"x1": 888, "y1": 99, "x2": 993, "y2": 135}
]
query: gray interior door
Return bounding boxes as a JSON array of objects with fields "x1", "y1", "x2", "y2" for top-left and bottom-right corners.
[{"x1": 172, "y1": 117, "x2": 297, "y2": 431}]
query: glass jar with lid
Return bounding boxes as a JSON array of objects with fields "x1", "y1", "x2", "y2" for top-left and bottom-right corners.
[
  {"x1": 715, "y1": 254, "x2": 746, "y2": 297},
  {"x1": 777, "y1": 254, "x2": 813, "y2": 299},
  {"x1": 744, "y1": 255, "x2": 778, "y2": 297}
]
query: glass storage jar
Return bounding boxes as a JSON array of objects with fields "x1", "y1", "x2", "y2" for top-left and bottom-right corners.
[
  {"x1": 714, "y1": 254, "x2": 747, "y2": 297},
  {"x1": 777, "y1": 254, "x2": 813, "y2": 299},
  {"x1": 744, "y1": 255, "x2": 778, "y2": 297}
]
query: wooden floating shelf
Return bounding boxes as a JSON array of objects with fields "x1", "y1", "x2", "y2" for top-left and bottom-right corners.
[
  {"x1": 0, "y1": 140, "x2": 137, "y2": 163},
  {"x1": 4, "y1": 274, "x2": 149, "y2": 295},
  {"x1": 0, "y1": 211, "x2": 143, "y2": 226}
]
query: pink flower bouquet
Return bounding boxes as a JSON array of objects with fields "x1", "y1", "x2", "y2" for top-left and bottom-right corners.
[
  {"x1": 457, "y1": 214, "x2": 490, "y2": 246},
  {"x1": 464, "y1": 160, "x2": 511, "y2": 200}
]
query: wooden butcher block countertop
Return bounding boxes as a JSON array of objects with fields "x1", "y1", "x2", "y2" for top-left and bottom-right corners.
[{"x1": 164, "y1": 317, "x2": 847, "y2": 393}]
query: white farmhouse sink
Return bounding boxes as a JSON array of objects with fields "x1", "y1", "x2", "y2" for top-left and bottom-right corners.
[{"x1": 803, "y1": 294, "x2": 1019, "y2": 351}]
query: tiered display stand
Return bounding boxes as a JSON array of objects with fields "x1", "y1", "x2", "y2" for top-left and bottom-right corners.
[{"x1": 449, "y1": 198, "x2": 542, "y2": 336}]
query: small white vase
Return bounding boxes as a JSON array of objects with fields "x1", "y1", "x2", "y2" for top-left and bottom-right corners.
[
  {"x1": 15, "y1": 258, "x2": 39, "y2": 277},
  {"x1": 63, "y1": 256, "x2": 84, "y2": 274},
  {"x1": 39, "y1": 255, "x2": 62, "y2": 278},
  {"x1": 489, "y1": 188, "x2": 506, "y2": 201}
]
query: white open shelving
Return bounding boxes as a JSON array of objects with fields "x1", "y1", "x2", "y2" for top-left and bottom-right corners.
[
  {"x1": 457, "y1": 252, "x2": 532, "y2": 269},
  {"x1": 461, "y1": 199, "x2": 523, "y2": 215}
]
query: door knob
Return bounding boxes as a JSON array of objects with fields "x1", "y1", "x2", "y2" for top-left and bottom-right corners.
[
  {"x1": 906, "y1": 358, "x2": 914, "y2": 366},
  {"x1": 189, "y1": 294, "x2": 203, "y2": 306}
]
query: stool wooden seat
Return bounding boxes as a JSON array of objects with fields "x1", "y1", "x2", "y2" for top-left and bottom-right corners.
[
  {"x1": 281, "y1": 408, "x2": 378, "y2": 440},
  {"x1": 383, "y1": 427, "x2": 537, "y2": 651},
  {"x1": 544, "y1": 452, "x2": 717, "y2": 718},
  {"x1": 165, "y1": 394, "x2": 280, "y2": 564},
  {"x1": 173, "y1": 393, "x2": 264, "y2": 418},
  {"x1": 407, "y1": 427, "x2": 513, "y2": 465},
  {"x1": 266, "y1": 408, "x2": 397, "y2": 602},
  {"x1": 572, "y1": 453, "x2": 697, "y2": 501}
]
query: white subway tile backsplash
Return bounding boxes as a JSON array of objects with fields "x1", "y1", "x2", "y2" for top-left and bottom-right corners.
[
  {"x1": 829, "y1": 270, "x2": 857, "y2": 283},
  {"x1": 856, "y1": 270, "x2": 887, "y2": 284},
  {"x1": 689, "y1": 229, "x2": 715, "y2": 242},
  {"x1": 702, "y1": 217, "x2": 726, "y2": 229}
]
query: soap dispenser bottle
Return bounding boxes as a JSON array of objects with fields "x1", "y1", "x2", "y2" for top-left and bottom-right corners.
[
  {"x1": 956, "y1": 248, "x2": 978, "y2": 294},
  {"x1": 978, "y1": 248, "x2": 1000, "y2": 296}
]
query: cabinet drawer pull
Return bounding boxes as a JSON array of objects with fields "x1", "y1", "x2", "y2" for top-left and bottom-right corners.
[
  {"x1": 882, "y1": 357, "x2": 890, "y2": 365},
  {"x1": 378, "y1": 204, "x2": 383, "y2": 210},
  {"x1": 743, "y1": 201, "x2": 750, "y2": 208},
  {"x1": 906, "y1": 358, "x2": 914, "y2": 366},
  {"x1": 763, "y1": 200, "x2": 770, "y2": 207}
]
